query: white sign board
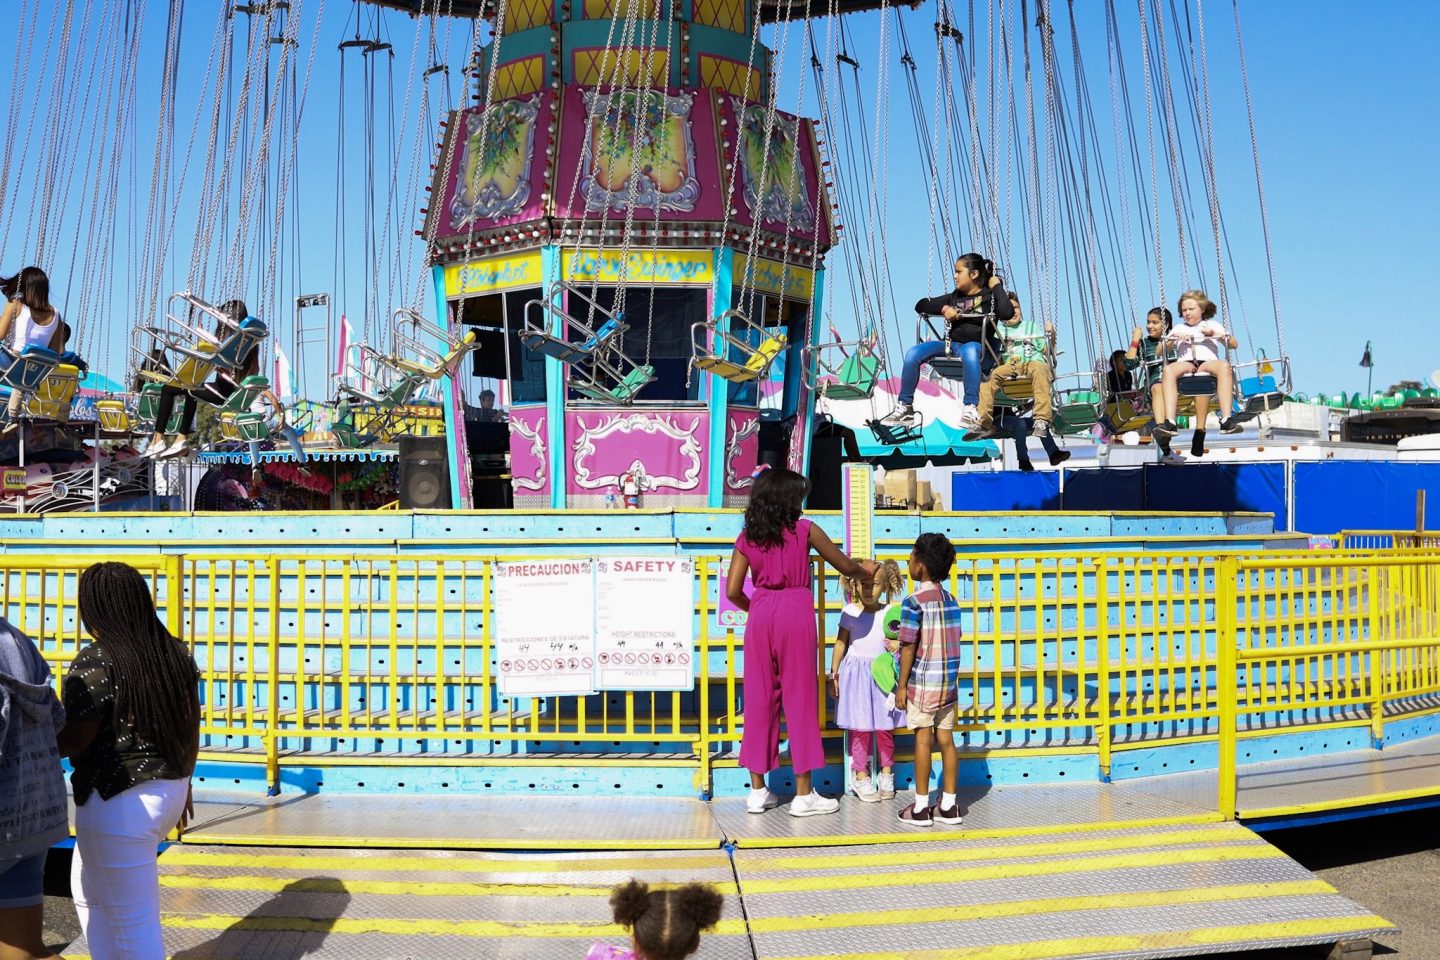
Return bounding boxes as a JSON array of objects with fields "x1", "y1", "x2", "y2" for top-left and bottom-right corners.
[
  {"x1": 595, "y1": 557, "x2": 695, "y2": 691},
  {"x1": 494, "y1": 559, "x2": 597, "y2": 697}
]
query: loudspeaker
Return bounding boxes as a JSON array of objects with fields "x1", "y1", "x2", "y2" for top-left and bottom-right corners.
[
  {"x1": 398, "y1": 436, "x2": 452, "y2": 509},
  {"x1": 806, "y1": 434, "x2": 844, "y2": 510},
  {"x1": 757, "y1": 419, "x2": 792, "y2": 469}
]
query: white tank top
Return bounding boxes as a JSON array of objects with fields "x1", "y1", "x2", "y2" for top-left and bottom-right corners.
[{"x1": 10, "y1": 304, "x2": 59, "y2": 353}]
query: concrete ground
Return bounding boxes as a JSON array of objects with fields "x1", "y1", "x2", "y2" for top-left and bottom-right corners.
[{"x1": 41, "y1": 808, "x2": 1438, "y2": 958}]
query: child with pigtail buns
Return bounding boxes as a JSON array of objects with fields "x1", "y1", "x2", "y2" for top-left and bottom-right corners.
[
  {"x1": 586, "y1": 880, "x2": 724, "y2": 960},
  {"x1": 829, "y1": 559, "x2": 908, "y2": 802}
]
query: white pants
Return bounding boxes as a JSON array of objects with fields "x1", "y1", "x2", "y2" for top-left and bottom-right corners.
[{"x1": 72, "y1": 778, "x2": 189, "y2": 960}]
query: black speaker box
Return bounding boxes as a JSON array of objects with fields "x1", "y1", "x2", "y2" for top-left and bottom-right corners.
[{"x1": 398, "y1": 436, "x2": 452, "y2": 509}]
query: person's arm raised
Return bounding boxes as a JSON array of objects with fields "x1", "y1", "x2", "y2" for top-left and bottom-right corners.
[{"x1": 808, "y1": 522, "x2": 875, "y2": 581}]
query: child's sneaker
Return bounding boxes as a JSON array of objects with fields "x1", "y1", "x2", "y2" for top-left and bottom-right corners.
[
  {"x1": 898, "y1": 803, "x2": 933, "y2": 827},
  {"x1": 788, "y1": 792, "x2": 840, "y2": 817},
  {"x1": 934, "y1": 802, "x2": 964, "y2": 825},
  {"x1": 851, "y1": 775, "x2": 880, "y2": 803},
  {"x1": 746, "y1": 788, "x2": 780, "y2": 814},
  {"x1": 876, "y1": 772, "x2": 896, "y2": 799}
]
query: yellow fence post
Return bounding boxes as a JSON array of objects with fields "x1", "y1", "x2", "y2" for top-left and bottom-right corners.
[
  {"x1": 165, "y1": 554, "x2": 185, "y2": 639},
  {"x1": 1216, "y1": 557, "x2": 1239, "y2": 821},
  {"x1": 265, "y1": 556, "x2": 282, "y2": 796},
  {"x1": 1094, "y1": 558, "x2": 1112, "y2": 781},
  {"x1": 696, "y1": 558, "x2": 713, "y2": 798},
  {"x1": 1368, "y1": 558, "x2": 1387, "y2": 750}
]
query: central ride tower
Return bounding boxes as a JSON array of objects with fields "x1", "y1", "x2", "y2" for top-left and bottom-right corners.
[{"x1": 414, "y1": 0, "x2": 840, "y2": 509}]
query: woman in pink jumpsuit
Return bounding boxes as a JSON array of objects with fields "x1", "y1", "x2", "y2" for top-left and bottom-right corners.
[{"x1": 727, "y1": 467, "x2": 874, "y2": 817}]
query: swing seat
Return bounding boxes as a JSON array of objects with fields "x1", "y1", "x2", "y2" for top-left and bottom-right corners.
[
  {"x1": 219, "y1": 410, "x2": 271, "y2": 443},
  {"x1": 393, "y1": 330, "x2": 480, "y2": 379},
  {"x1": 171, "y1": 316, "x2": 267, "y2": 374},
  {"x1": 23, "y1": 364, "x2": 81, "y2": 420},
  {"x1": 572, "y1": 365, "x2": 656, "y2": 404},
  {"x1": 867, "y1": 418, "x2": 921, "y2": 446},
  {"x1": 96, "y1": 399, "x2": 133, "y2": 435},
  {"x1": 1054, "y1": 391, "x2": 1102, "y2": 435},
  {"x1": 161, "y1": 341, "x2": 219, "y2": 391},
  {"x1": 818, "y1": 352, "x2": 880, "y2": 401},
  {"x1": 1101, "y1": 397, "x2": 1152, "y2": 434},
  {"x1": 215, "y1": 376, "x2": 271, "y2": 413},
  {"x1": 928, "y1": 355, "x2": 968, "y2": 381},
  {"x1": 991, "y1": 372, "x2": 1036, "y2": 401},
  {"x1": 522, "y1": 318, "x2": 623, "y2": 364},
  {"x1": 693, "y1": 335, "x2": 788, "y2": 384},
  {"x1": 1177, "y1": 374, "x2": 1217, "y2": 397},
  {"x1": 0, "y1": 346, "x2": 61, "y2": 395}
]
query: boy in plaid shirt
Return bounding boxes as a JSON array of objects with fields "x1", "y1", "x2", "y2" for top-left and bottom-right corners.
[{"x1": 894, "y1": 533, "x2": 964, "y2": 826}]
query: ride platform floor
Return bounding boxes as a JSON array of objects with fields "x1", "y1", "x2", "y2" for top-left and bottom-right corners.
[{"x1": 61, "y1": 766, "x2": 1415, "y2": 960}]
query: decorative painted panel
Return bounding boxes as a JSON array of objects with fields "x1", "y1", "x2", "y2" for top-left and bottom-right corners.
[
  {"x1": 582, "y1": 0, "x2": 663, "y2": 19},
  {"x1": 508, "y1": 405, "x2": 551, "y2": 504},
  {"x1": 698, "y1": 53, "x2": 759, "y2": 101},
  {"x1": 492, "y1": 56, "x2": 546, "y2": 100},
  {"x1": 717, "y1": 97, "x2": 830, "y2": 245},
  {"x1": 502, "y1": 0, "x2": 552, "y2": 35},
  {"x1": 572, "y1": 47, "x2": 670, "y2": 87},
  {"x1": 723, "y1": 408, "x2": 760, "y2": 495},
  {"x1": 566, "y1": 409, "x2": 709, "y2": 505},
  {"x1": 553, "y1": 86, "x2": 724, "y2": 223},
  {"x1": 433, "y1": 91, "x2": 555, "y2": 241},
  {"x1": 692, "y1": 0, "x2": 746, "y2": 33}
]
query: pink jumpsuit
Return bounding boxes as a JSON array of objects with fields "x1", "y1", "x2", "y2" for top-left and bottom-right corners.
[{"x1": 736, "y1": 517, "x2": 825, "y2": 775}]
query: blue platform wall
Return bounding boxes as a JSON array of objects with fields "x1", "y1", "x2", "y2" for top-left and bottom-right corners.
[{"x1": 1294, "y1": 461, "x2": 1440, "y2": 533}]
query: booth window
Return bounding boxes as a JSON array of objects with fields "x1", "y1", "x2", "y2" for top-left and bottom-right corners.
[
  {"x1": 453, "y1": 289, "x2": 546, "y2": 404},
  {"x1": 567, "y1": 286, "x2": 706, "y2": 403}
]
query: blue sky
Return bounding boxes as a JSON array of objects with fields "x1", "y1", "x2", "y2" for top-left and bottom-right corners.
[{"x1": 0, "y1": 0, "x2": 1433, "y2": 400}]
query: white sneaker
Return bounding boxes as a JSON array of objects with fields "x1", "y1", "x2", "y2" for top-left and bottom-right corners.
[
  {"x1": 877, "y1": 772, "x2": 896, "y2": 799},
  {"x1": 1030, "y1": 419, "x2": 1051, "y2": 438},
  {"x1": 851, "y1": 776, "x2": 880, "y2": 803},
  {"x1": 880, "y1": 404, "x2": 917, "y2": 426},
  {"x1": 157, "y1": 439, "x2": 191, "y2": 460},
  {"x1": 788, "y1": 792, "x2": 840, "y2": 817},
  {"x1": 746, "y1": 789, "x2": 780, "y2": 814},
  {"x1": 958, "y1": 405, "x2": 981, "y2": 429},
  {"x1": 1161, "y1": 452, "x2": 1186, "y2": 465}
]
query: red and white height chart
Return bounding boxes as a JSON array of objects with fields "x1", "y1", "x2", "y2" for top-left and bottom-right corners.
[
  {"x1": 494, "y1": 559, "x2": 597, "y2": 696},
  {"x1": 594, "y1": 557, "x2": 695, "y2": 691}
]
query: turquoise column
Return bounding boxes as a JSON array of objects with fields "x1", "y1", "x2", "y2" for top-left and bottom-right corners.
[
  {"x1": 792, "y1": 265, "x2": 825, "y2": 477},
  {"x1": 706, "y1": 246, "x2": 734, "y2": 509},
  {"x1": 542, "y1": 245, "x2": 567, "y2": 509},
  {"x1": 431, "y1": 264, "x2": 471, "y2": 509}
]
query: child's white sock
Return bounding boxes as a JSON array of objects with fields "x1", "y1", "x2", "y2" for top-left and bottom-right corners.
[
  {"x1": 913, "y1": 794, "x2": 928, "y2": 813},
  {"x1": 941, "y1": 792, "x2": 956, "y2": 809}
]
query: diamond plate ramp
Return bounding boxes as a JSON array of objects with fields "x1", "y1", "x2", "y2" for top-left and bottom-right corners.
[
  {"x1": 732, "y1": 821, "x2": 1393, "y2": 959},
  {"x1": 180, "y1": 793, "x2": 725, "y2": 850},
  {"x1": 66, "y1": 844, "x2": 754, "y2": 960}
]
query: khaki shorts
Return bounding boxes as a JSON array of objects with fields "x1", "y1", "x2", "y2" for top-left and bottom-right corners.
[{"x1": 906, "y1": 700, "x2": 957, "y2": 731}]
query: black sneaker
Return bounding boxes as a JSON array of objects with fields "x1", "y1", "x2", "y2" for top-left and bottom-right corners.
[
  {"x1": 898, "y1": 804, "x2": 934, "y2": 827},
  {"x1": 1017, "y1": 459, "x2": 1035, "y2": 473},
  {"x1": 1152, "y1": 420, "x2": 1178, "y2": 439},
  {"x1": 934, "y1": 803, "x2": 964, "y2": 826},
  {"x1": 1049, "y1": 450, "x2": 1071, "y2": 466},
  {"x1": 1220, "y1": 417, "x2": 1244, "y2": 435}
]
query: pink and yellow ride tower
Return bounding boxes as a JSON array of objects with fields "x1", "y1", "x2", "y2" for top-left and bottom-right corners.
[{"x1": 414, "y1": 0, "x2": 840, "y2": 508}]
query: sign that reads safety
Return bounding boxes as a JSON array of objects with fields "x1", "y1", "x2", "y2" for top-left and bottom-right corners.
[{"x1": 594, "y1": 557, "x2": 695, "y2": 692}]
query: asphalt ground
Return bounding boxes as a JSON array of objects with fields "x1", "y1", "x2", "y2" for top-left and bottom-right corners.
[{"x1": 41, "y1": 807, "x2": 1439, "y2": 958}]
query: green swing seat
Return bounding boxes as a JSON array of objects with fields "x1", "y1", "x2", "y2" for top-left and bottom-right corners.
[
  {"x1": 819, "y1": 352, "x2": 880, "y2": 401},
  {"x1": 572, "y1": 365, "x2": 656, "y2": 404},
  {"x1": 1054, "y1": 390, "x2": 1103, "y2": 435}
]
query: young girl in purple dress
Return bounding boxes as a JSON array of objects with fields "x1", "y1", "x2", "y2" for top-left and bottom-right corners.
[
  {"x1": 830, "y1": 560, "x2": 907, "y2": 801},
  {"x1": 726, "y1": 467, "x2": 874, "y2": 817}
]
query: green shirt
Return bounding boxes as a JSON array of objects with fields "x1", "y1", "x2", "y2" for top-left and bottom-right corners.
[{"x1": 999, "y1": 319, "x2": 1048, "y2": 365}]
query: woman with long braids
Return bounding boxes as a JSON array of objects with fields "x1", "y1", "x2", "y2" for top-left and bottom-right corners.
[{"x1": 58, "y1": 562, "x2": 200, "y2": 960}]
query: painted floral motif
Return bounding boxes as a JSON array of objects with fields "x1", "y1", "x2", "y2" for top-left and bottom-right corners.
[
  {"x1": 509, "y1": 414, "x2": 548, "y2": 492},
  {"x1": 571, "y1": 413, "x2": 703, "y2": 490},
  {"x1": 451, "y1": 97, "x2": 540, "y2": 226},
  {"x1": 580, "y1": 90, "x2": 700, "y2": 213},
  {"x1": 732, "y1": 99, "x2": 814, "y2": 233}
]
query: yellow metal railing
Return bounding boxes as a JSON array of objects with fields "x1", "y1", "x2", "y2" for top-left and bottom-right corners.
[{"x1": 11, "y1": 549, "x2": 1440, "y2": 809}]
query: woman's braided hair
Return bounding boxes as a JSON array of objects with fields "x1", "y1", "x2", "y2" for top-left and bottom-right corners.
[
  {"x1": 840, "y1": 559, "x2": 904, "y2": 604},
  {"x1": 77, "y1": 562, "x2": 200, "y2": 773},
  {"x1": 610, "y1": 880, "x2": 723, "y2": 960}
]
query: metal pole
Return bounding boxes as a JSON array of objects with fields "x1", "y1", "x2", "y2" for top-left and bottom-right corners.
[{"x1": 92, "y1": 420, "x2": 101, "y2": 512}]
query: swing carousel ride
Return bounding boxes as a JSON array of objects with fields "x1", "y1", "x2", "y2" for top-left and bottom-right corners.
[{"x1": 0, "y1": 0, "x2": 1304, "y2": 514}]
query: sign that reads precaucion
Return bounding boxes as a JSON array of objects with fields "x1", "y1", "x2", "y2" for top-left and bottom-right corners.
[
  {"x1": 595, "y1": 557, "x2": 695, "y2": 691},
  {"x1": 494, "y1": 559, "x2": 597, "y2": 697}
]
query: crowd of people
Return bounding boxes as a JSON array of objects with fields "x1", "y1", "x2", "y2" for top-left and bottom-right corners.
[{"x1": 879, "y1": 254, "x2": 1247, "y2": 462}]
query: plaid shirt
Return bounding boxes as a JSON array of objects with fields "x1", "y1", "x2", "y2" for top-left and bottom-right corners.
[{"x1": 898, "y1": 581, "x2": 964, "y2": 712}]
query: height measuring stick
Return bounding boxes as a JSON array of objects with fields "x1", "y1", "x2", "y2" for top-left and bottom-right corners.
[{"x1": 842, "y1": 463, "x2": 875, "y2": 558}]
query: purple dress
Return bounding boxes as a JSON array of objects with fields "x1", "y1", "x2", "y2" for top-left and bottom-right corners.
[{"x1": 835, "y1": 603, "x2": 906, "y2": 731}]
